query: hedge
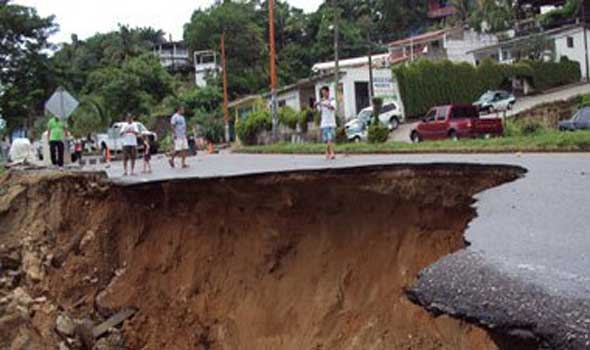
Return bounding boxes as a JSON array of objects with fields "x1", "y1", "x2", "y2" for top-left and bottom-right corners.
[
  {"x1": 394, "y1": 57, "x2": 581, "y2": 117},
  {"x1": 237, "y1": 107, "x2": 314, "y2": 145},
  {"x1": 236, "y1": 109, "x2": 272, "y2": 145}
]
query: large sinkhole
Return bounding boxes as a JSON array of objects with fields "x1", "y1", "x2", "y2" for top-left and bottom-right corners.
[{"x1": 0, "y1": 164, "x2": 525, "y2": 350}]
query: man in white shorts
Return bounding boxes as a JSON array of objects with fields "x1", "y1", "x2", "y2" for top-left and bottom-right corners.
[{"x1": 169, "y1": 106, "x2": 189, "y2": 168}]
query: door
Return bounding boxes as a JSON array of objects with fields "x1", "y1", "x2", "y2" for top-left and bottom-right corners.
[
  {"x1": 419, "y1": 109, "x2": 438, "y2": 139},
  {"x1": 354, "y1": 82, "x2": 370, "y2": 117},
  {"x1": 431, "y1": 106, "x2": 449, "y2": 139}
]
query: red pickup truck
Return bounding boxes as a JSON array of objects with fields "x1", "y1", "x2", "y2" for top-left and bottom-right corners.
[{"x1": 410, "y1": 105, "x2": 503, "y2": 142}]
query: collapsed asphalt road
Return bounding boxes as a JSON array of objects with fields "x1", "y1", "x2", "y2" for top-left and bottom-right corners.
[
  {"x1": 1, "y1": 163, "x2": 525, "y2": 349},
  {"x1": 101, "y1": 153, "x2": 590, "y2": 349}
]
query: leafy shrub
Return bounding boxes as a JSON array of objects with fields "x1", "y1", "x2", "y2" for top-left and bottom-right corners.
[
  {"x1": 192, "y1": 109, "x2": 225, "y2": 143},
  {"x1": 524, "y1": 57, "x2": 581, "y2": 91},
  {"x1": 368, "y1": 124, "x2": 389, "y2": 143},
  {"x1": 540, "y1": 0, "x2": 579, "y2": 28},
  {"x1": 159, "y1": 134, "x2": 173, "y2": 153},
  {"x1": 299, "y1": 108, "x2": 317, "y2": 133},
  {"x1": 278, "y1": 106, "x2": 299, "y2": 129},
  {"x1": 519, "y1": 119, "x2": 545, "y2": 136},
  {"x1": 577, "y1": 94, "x2": 590, "y2": 109},
  {"x1": 506, "y1": 119, "x2": 547, "y2": 137},
  {"x1": 236, "y1": 110, "x2": 272, "y2": 145}
]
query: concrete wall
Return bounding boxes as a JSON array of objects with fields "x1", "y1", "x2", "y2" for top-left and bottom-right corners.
[
  {"x1": 446, "y1": 30, "x2": 498, "y2": 65},
  {"x1": 277, "y1": 90, "x2": 302, "y2": 112},
  {"x1": 513, "y1": 96, "x2": 579, "y2": 128},
  {"x1": 554, "y1": 28, "x2": 590, "y2": 80}
]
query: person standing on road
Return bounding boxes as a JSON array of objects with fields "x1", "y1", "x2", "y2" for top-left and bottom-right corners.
[
  {"x1": 142, "y1": 136, "x2": 153, "y2": 174},
  {"x1": 47, "y1": 115, "x2": 68, "y2": 167},
  {"x1": 316, "y1": 86, "x2": 337, "y2": 160},
  {"x1": 120, "y1": 114, "x2": 139, "y2": 176},
  {"x1": 1, "y1": 136, "x2": 10, "y2": 162},
  {"x1": 169, "y1": 106, "x2": 189, "y2": 169}
]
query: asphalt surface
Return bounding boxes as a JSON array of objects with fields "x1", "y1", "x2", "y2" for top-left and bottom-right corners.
[{"x1": 95, "y1": 152, "x2": 590, "y2": 348}]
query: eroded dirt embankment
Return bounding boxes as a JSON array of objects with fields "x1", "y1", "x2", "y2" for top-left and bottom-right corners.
[{"x1": 0, "y1": 165, "x2": 524, "y2": 350}]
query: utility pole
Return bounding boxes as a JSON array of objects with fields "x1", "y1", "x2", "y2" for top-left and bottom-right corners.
[
  {"x1": 269, "y1": 0, "x2": 279, "y2": 141},
  {"x1": 332, "y1": 0, "x2": 341, "y2": 123},
  {"x1": 582, "y1": 0, "x2": 589, "y2": 81},
  {"x1": 367, "y1": 33, "x2": 374, "y2": 100},
  {"x1": 221, "y1": 33, "x2": 230, "y2": 143}
]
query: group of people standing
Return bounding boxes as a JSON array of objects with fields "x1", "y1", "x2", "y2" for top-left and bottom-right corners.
[{"x1": 119, "y1": 106, "x2": 189, "y2": 176}]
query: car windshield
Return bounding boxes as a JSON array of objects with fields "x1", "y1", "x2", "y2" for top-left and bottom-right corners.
[
  {"x1": 574, "y1": 107, "x2": 590, "y2": 122},
  {"x1": 358, "y1": 110, "x2": 372, "y2": 121},
  {"x1": 479, "y1": 91, "x2": 495, "y2": 101}
]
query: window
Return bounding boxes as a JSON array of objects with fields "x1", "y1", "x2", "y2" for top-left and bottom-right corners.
[
  {"x1": 278, "y1": 100, "x2": 286, "y2": 108},
  {"x1": 437, "y1": 106, "x2": 449, "y2": 121},
  {"x1": 575, "y1": 108, "x2": 590, "y2": 122},
  {"x1": 381, "y1": 103, "x2": 397, "y2": 113},
  {"x1": 567, "y1": 36, "x2": 574, "y2": 48},
  {"x1": 424, "y1": 110, "x2": 437, "y2": 122}
]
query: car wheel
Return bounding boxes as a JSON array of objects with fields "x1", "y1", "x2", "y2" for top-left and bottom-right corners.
[
  {"x1": 389, "y1": 117, "x2": 400, "y2": 131},
  {"x1": 352, "y1": 136, "x2": 361, "y2": 143},
  {"x1": 449, "y1": 130, "x2": 458, "y2": 141},
  {"x1": 508, "y1": 102, "x2": 514, "y2": 110},
  {"x1": 410, "y1": 131, "x2": 422, "y2": 143}
]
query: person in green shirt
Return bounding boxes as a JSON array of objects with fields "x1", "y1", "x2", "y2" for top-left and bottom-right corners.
[{"x1": 47, "y1": 116, "x2": 68, "y2": 167}]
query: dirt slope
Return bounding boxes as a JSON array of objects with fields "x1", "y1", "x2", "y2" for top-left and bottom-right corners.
[{"x1": 0, "y1": 165, "x2": 524, "y2": 350}]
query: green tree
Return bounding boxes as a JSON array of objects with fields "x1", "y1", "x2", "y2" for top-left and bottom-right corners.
[
  {"x1": 0, "y1": 2, "x2": 57, "y2": 131},
  {"x1": 184, "y1": 1, "x2": 268, "y2": 98},
  {"x1": 82, "y1": 54, "x2": 174, "y2": 124},
  {"x1": 51, "y1": 25, "x2": 166, "y2": 94}
]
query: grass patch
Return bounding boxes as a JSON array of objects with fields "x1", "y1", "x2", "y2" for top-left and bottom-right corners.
[{"x1": 235, "y1": 130, "x2": 590, "y2": 154}]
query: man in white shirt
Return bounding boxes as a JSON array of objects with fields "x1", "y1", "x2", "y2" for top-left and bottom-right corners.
[
  {"x1": 316, "y1": 86, "x2": 337, "y2": 160},
  {"x1": 120, "y1": 114, "x2": 139, "y2": 176},
  {"x1": 169, "y1": 106, "x2": 189, "y2": 168}
]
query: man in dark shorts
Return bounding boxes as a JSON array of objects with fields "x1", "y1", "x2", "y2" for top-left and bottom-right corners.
[{"x1": 120, "y1": 114, "x2": 139, "y2": 176}]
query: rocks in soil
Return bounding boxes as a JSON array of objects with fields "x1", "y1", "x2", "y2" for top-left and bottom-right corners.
[
  {"x1": 56, "y1": 314, "x2": 76, "y2": 337},
  {"x1": 93, "y1": 333, "x2": 126, "y2": 350}
]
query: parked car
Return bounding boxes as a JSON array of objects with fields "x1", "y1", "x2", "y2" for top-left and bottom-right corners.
[
  {"x1": 474, "y1": 90, "x2": 516, "y2": 113},
  {"x1": 410, "y1": 105, "x2": 504, "y2": 143},
  {"x1": 96, "y1": 122, "x2": 158, "y2": 155},
  {"x1": 558, "y1": 107, "x2": 590, "y2": 131},
  {"x1": 345, "y1": 101, "x2": 404, "y2": 142}
]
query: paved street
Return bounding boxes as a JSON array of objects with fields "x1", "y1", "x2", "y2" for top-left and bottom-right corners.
[{"x1": 507, "y1": 83, "x2": 590, "y2": 117}]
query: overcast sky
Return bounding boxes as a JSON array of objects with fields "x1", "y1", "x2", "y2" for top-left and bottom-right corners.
[{"x1": 13, "y1": 0, "x2": 323, "y2": 44}]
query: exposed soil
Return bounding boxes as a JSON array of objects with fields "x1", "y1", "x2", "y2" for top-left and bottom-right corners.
[{"x1": 0, "y1": 165, "x2": 524, "y2": 350}]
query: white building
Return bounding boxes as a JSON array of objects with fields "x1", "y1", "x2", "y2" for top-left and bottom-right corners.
[
  {"x1": 154, "y1": 41, "x2": 191, "y2": 71},
  {"x1": 312, "y1": 54, "x2": 405, "y2": 120},
  {"x1": 553, "y1": 25, "x2": 590, "y2": 80},
  {"x1": 470, "y1": 24, "x2": 590, "y2": 80},
  {"x1": 194, "y1": 50, "x2": 221, "y2": 87},
  {"x1": 387, "y1": 28, "x2": 498, "y2": 66}
]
